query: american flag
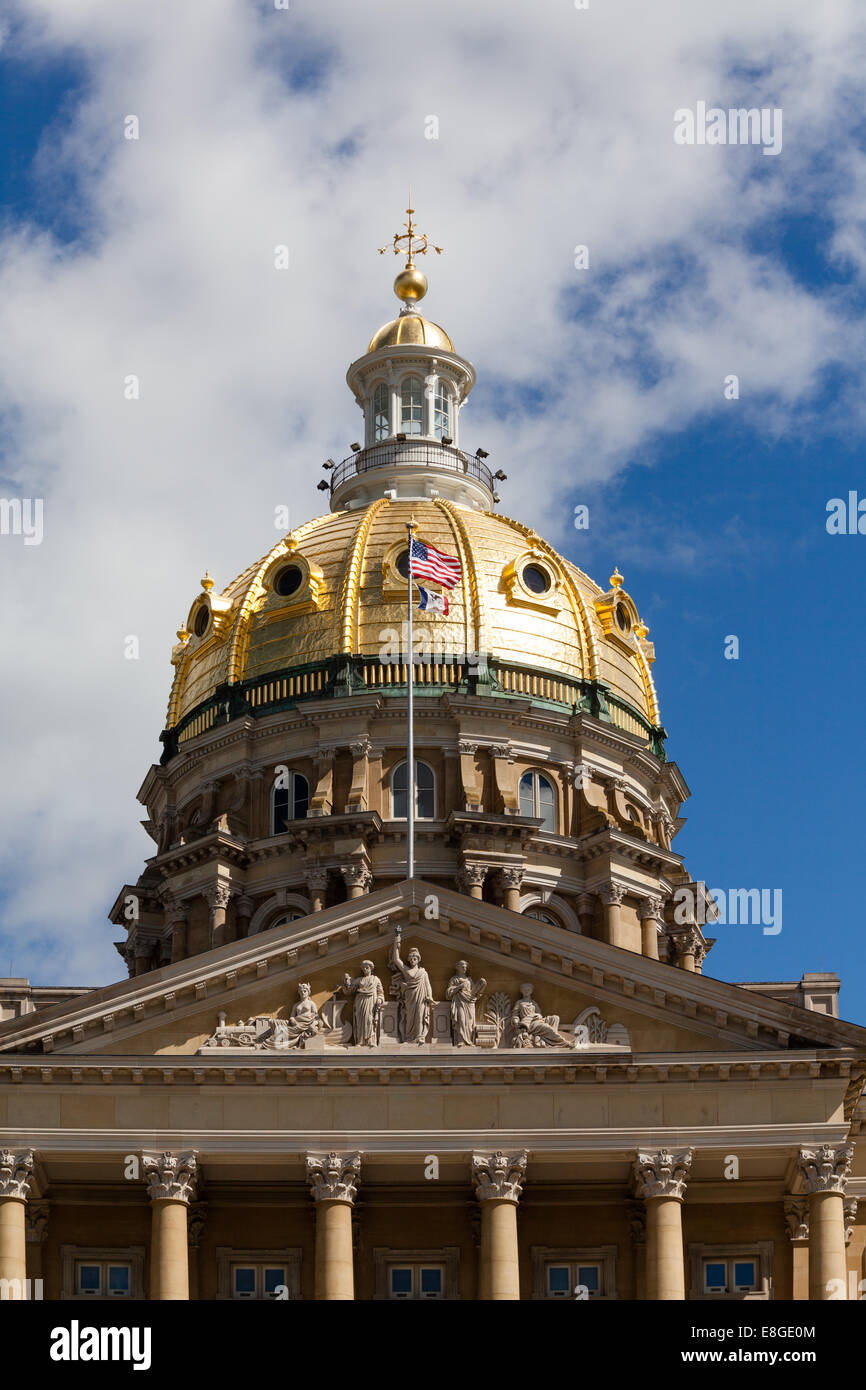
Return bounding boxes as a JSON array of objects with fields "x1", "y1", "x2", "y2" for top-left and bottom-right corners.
[{"x1": 409, "y1": 537, "x2": 462, "y2": 590}]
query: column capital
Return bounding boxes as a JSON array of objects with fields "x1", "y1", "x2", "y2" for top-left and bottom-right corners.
[
  {"x1": 340, "y1": 863, "x2": 372, "y2": 891},
  {"x1": 204, "y1": 881, "x2": 232, "y2": 912},
  {"x1": 625, "y1": 1197, "x2": 647, "y2": 1245},
  {"x1": 306, "y1": 866, "x2": 329, "y2": 891},
  {"x1": 783, "y1": 1197, "x2": 809, "y2": 1242},
  {"x1": 349, "y1": 736, "x2": 373, "y2": 759},
  {"x1": 306, "y1": 1151, "x2": 361, "y2": 1204},
  {"x1": 633, "y1": 1147, "x2": 693, "y2": 1202},
  {"x1": 599, "y1": 882, "x2": 626, "y2": 907},
  {"x1": 797, "y1": 1143, "x2": 854, "y2": 1195},
  {"x1": 471, "y1": 1149, "x2": 528, "y2": 1204},
  {"x1": 187, "y1": 1201, "x2": 208, "y2": 1250},
  {"x1": 499, "y1": 866, "x2": 524, "y2": 891},
  {"x1": 25, "y1": 1200, "x2": 50, "y2": 1243},
  {"x1": 142, "y1": 1151, "x2": 198, "y2": 1204},
  {"x1": 637, "y1": 894, "x2": 664, "y2": 921},
  {"x1": 457, "y1": 863, "x2": 488, "y2": 890},
  {"x1": 671, "y1": 927, "x2": 707, "y2": 967},
  {"x1": 0, "y1": 1149, "x2": 35, "y2": 1200}
]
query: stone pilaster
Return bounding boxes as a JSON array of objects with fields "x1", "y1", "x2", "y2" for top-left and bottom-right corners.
[
  {"x1": 797, "y1": 1144, "x2": 853, "y2": 1300},
  {"x1": 599, "y1": 883, "x2": 627, "y2": 948},
  {"x1": 626, "y1": 1197, "x2": 648, "y2": 1300},
  {"x1": 204, "y1": 880, "x2": 232, "y2": 949},
  {"x1": 306, "y1": 1152, "x2": 361, "y2": 1301},
  {"x1": 307, "y1": 867, "x2": 329, "y2": 912},
  {"x1": 472, "y1": 1150, "x2": 527, "y2": 1301},
  {"x1": 784, "y1": 1197, "x2": 810, "y2": 1301},
  {"x1": 142, "y1": 1151, "x2": 198, "y2": 1301},
  {"x1": 633, "y1": 1148, "x2": 693, "y2": 1300}
]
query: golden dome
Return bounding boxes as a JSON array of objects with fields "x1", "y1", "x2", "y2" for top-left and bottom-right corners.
[
  {"x1": 367, "y1": 312, "x2": 454, "y2": 354},
  {"x1": 167, "y1": 500, "x2": 661, "y2": 747}
]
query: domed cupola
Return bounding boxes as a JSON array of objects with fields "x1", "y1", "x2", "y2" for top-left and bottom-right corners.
[{"x1": 337, "y1": 204, "x2": 486, "y2": 512}]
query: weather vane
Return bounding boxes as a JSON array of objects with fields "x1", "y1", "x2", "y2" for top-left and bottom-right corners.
[{"x1": 379, "y1": 192, "x2": 443, "y2": 267}]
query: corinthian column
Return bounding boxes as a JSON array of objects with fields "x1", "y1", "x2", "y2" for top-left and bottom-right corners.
[
  {"x1": 499, "y1": 866, "x2": 524, "y2": 913},
  {"x1": 306, "y1": 1152, "x2": 361, "y2": 1300},
  {"x1": 472, "y1": 1150, "x2": 527, "y2": 1300},
  {"x1": 142, "y1": 1151, "x2": 198, "y2": 1300},
  {"x1": 633, "y1": 1148, "x2": 693, "y2": 1300},
  {"x1": 784, "y1": 1197, "x2": 810, "y2": 1301},
  {"x1": 599, "y1": 883, "x2": 627, "y2": 948},
  {"x1": 797, "y1": 1144, "x2": 853, "y2": 1300},
  {"x1": 341, "y1": 864, "x2": 372, "y2": 901},
  {"x1": 204, "y1": 881, "x2": 231, "y2": 949},
  {"x1": 637, "y1": 895, "x2": 663, "y2": 961},
  {"x1": 0, "y1": 1150, "x2": 34, "y2": 1298}
]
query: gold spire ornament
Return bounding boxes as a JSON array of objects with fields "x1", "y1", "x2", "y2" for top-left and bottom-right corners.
[{"x1": 379, "y1": 197, "x2": 443, "y2": 306}]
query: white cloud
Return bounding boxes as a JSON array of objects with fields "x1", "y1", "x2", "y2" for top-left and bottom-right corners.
[{"x1": 1, "y1": 0, "x2": 865, "y2": 980}]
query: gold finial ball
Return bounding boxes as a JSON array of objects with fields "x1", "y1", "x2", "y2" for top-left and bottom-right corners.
[
  {"x1": 200, "y1": 571, "x2": 214, "y2": 593},
  {"x1": 394, "y1": 265, "x2": 428, "y2": 303},
  {"x1": 610, "y1": 568, "x2": 624, "y2": 589}
]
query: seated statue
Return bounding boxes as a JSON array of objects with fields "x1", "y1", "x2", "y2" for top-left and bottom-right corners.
[
  {"x1": 511, "y1": 983, "x2": 573, "y2": 1048},
  {"x1": 281, "y1": 981, "x2": 322, "y2": 1048}
]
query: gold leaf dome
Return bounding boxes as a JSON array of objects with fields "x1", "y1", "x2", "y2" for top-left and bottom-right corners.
[
  {"x1": 367, "y1": 312, "x2": 454, "y2": 354},
  {"x1": 166, "y1": 499, "x2": 661, "y2": 749}
]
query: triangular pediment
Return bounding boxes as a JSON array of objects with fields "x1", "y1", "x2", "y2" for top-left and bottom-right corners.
[{"x1": 2, "y1": 883, "x2": 864, "y2": 1068}]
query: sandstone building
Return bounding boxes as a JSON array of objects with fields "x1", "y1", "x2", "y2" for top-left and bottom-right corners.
[{"x1": 1, "y1": 216, "x2": 864, "y2": 1301}]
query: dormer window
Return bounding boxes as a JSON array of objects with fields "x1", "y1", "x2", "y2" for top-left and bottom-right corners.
[
  {"x1": 434, "y1": 382, "x2": 450, "y2": 440},
  {"x1": 373, "y1": 383, "x2": 390, "y2": 443},
  {"x1": 401, "y1": 376, "x2": 423, "y2": 436}
]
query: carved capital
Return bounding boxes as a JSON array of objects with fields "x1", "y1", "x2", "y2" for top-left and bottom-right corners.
[
  {"x1": 0, "y1": 1150, "x2": 35, "y2": 1200},
  {"x1": 499, "y1": 866, "x2": 524, "y2": 891},
  {"x1": 471, "y1": 1150, "x2": 528, "y2": 1205},
  {"x1": 349, "y1": 737, "x2": 373, "y2": 759},
  {"x1": 25, "y1": 1199, "x2": 50, "y2": 1242},
  {"x1": 633, "y1": 1148, "x2": 693, "y2": 1202},
  {"x1": 306, "y1": 1151, "x2": 361, "y2": 1204},
  {"x1": 625, "y1": 1197, "x2": 646, "y2": 1245},
  {"x1": 341, "y1": 863, "x2": 372, "y2": 890},
  {"x1": 457, "y1": 863, "x2": 488, "y2": 891},
  {"x1": 142, "y1": 1151, "x2": 198, "y2": 1204},
  {"x1": 783, "y1": 1197, "x2": 809, "y2": 1243},
  {"x1": 600, "y1": 883, "x2": 626, "y2": 907},
  {"x1": 489, "y1": 742, "x2": 513, "y2": 761},
  {"x1": 307, "y1": 868, "x2": 329, "y2": 892},
  {"x1": 204, "y1": 881, "x2": 231, "y2": 912},
  {"x1": 637, "y1": 894, "x2": 664, "y2": 922},
  {"x1": 457, "y1": 739, "x2": 478, "y2": 756},
  {"x1": 672, "y1": 926, "x2": 706, "y2": 966},
  {"x1": 797, "y1": 1143, "x2": 854, "y2": 1195}
]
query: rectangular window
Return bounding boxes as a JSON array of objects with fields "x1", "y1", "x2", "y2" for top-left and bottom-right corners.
[
  {"x1": 231, "y1": 1264, "x2": 286, "y2": 1299},
  {"x1": 703, "y1": 1257, "x2": 760, "y2": 1295},
  {"x1": 545, "y1": 1261, "x2": 602, "y2": 1299},
  {"x1": 76, "y1": 1261, "x2": 132, "y2": 1298},
  {"x1": 388, "y1": 1264, "x2": 444, "y2": 1300}
]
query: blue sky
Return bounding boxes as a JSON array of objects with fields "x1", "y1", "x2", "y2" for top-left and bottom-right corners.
[{"x1": 0, "y1": 0, "x2": 865, "y2": 1020}]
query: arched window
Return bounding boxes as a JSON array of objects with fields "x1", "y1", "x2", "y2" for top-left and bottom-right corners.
[
  {"x1": 519, "y1": 770, "x2": 556, "y2": 831},
  {"x1": 400, "y1": 376, "x2": 423, "y2": 436},
  {"x1": 271, "y1": 772, "x2": 309, "y2": 834},
  {"x1": 372, "y1": 382, "x2": 390, "y2": 442},
  {"x1": 434, "y1": 382, "x2": 450, "y2": 439},
  {"x1": 524, "y1": 907, "x2": 560, "y2": 927},
  {"x1": 391, "y1": 760, "x2": 435, "y2": 819}
]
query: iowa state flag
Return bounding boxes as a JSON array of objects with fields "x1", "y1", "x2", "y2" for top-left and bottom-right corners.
[{"x1": 417, "y1": 586, "x2": 449, "y2": 615}]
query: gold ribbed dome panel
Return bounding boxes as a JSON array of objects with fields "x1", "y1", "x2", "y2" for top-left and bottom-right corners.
[
  {"x1": 367, "y1": 313, "x2": 454, "y2": 353},
  {"x1": 167, "y1": 500, "x2": 660, "y2": 729}
]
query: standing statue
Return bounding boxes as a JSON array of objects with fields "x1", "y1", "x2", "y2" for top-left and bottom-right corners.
[
  {"x1": 445, "y1": 960, "x2": 487, "y2": 1046},
  {"x1": 511, "y1": 982, "x2": 573, "y2": 1048},
  {"x1": 389, "y1": 938, "x2": 435, "y2": 1044},
  {"x1": 339, "y1": 961, "x2": 385, "y2": 1047}
]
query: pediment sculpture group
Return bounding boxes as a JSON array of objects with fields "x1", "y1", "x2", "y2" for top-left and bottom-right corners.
[{"x1": 201, "y1": 934, "x2": 631, "y2": 1053}]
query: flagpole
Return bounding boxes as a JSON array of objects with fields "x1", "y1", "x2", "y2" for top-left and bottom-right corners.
[{"x1": 406, "y1": 517, "x2": 415, "y2": 880}]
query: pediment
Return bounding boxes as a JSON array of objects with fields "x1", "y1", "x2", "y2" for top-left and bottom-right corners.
[{"x1": 1, "y1": 881, "x2": 864, "y2": 1064}]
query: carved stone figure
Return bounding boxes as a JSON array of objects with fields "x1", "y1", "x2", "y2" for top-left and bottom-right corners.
[
  {"x1": 340, "y1": 960, "x2": 385, "y2": 1046},
  {"x1": 282, "y1": 981, "x2": 321, "y2": 1048},
  {"x1": 388, "y1": 938, "x2": 434, "y2": 1044},
  {"x1": 511, "y1": 983, "x2": 573, "y2": 1048},
  {"x1": 445, "y1": 960, "x2": 486, "y2": 1046}
]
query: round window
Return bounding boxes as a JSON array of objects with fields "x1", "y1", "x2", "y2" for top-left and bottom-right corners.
[
  {"x1": 522, "y1": 564, "x2": 551, "y2": 594},
  {"x1": 193, "y1": 606, "x2": 210, "y2": 637},
  {"x1": 615, "y1": 604, "x2": 631, "y2": 634},
  {"x1": 396, "y1": 549, "x2": 410, "y2": 579},
  {"x1": 274, "y1": 565, "x2": 303, "y2": 597}
]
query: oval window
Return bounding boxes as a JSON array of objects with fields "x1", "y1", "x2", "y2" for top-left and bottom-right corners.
[
  {"x1": 522, "y1": 564, "x2": 550, "y2": 594},
  {"x1": 615, "y1": 604, "x2": 631, "y2": 634},
  {"x1": 193, "y1": 606, "x2": 210, "y2": 637},
  {"x1": 396, "y1": 549, "x2": 410, "y2": 579},
  {"x1": 274, "y1": 565, "x2": 303, "y2": 597}
]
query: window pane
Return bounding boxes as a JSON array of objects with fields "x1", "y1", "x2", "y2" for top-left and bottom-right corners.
[
  {"x1": 578, "y1": 1265, "x2": 599, "y2": 1292},
  {"x1": 273, "y1": 785, "x2": 289, "y2": 834},
  {"x1": 519, "y1": 772, "x2": 534, "y2": 817},
  {"x1": 234, "y1": 1267, "x2": 256, "y2": 1294},
  {"x1": 293, "y1": 774, "x2": 309, "y2": 819},
  {"x1": 420, "y1": 1267, "x2": 442, "y2": 1294},
  {"x1": 537, "y1": 775, "x2": 556, "y2": 830},
  {"x1": 108, "y1": 1265, "x2": 130, "y2": 1293},
  {"x1": 373, "y1": 384, "x2": 390, "y2": 442},
  {"x1": 734, "y1": 1262, "x2": 756, "y2": 1288},
  {"x1": 547, "y1": 1265, "x2": 570, "y2": 1293},
  {"x1": 401, "y1": 377, "x2": 423, "y2": 435},
  {"x1": 390, "y1": 1267, "x2": 412, "y2": 1294},
  {"x1": 704, "y1": 1262, "x2": 726, "y2": 1289},
  {"x1": 264, "y1": 1267, "x2": 286, "y2": 1294},
  {"x1": 434, "y1": 385, "x2": 450, "y2": 439},
  {"x1": 416, "y1": 761, "x2": 434, "y2": 818},
  {"x1": 79, "y1": 1264, "x2": 101, "y2": 1292}
]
